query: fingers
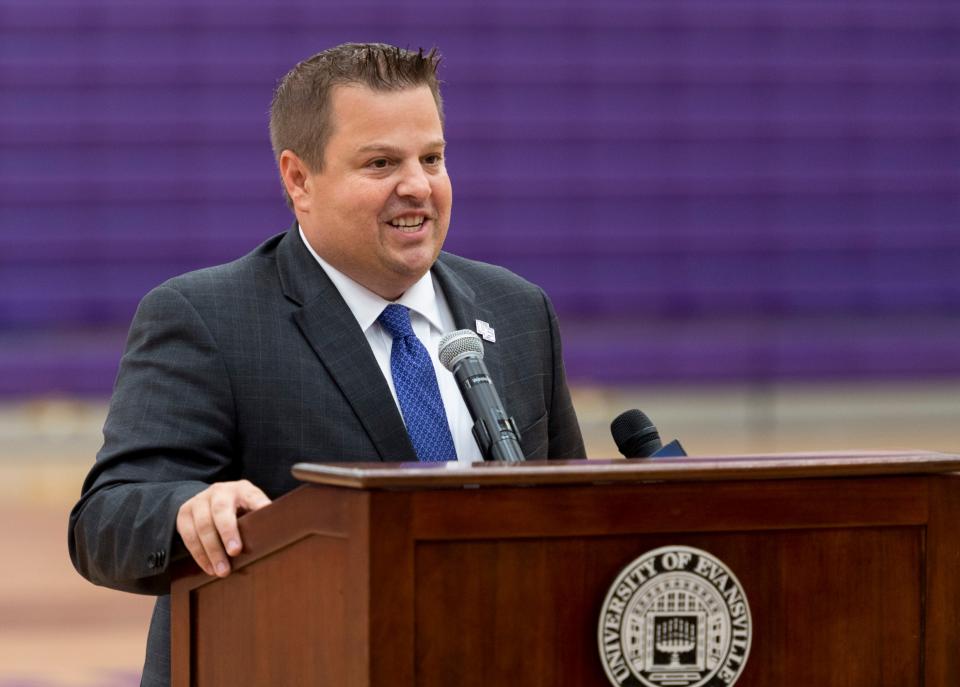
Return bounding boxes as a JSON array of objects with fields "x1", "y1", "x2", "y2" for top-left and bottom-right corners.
[
  {"x1": 211, "y1": 482, "x2": 271, "y2": 557},
  {"x1": 194, "y1": 494, "x2": 231, "y2": 577},
  {"x1": 177, "y1": 492, "x2": 216, "y2": 575},
  {"x1": 177, "y1": 500, "x2": 215, "y2": 576},
  {"x1": 176, "y1": 480, "x2": 272, "y2": 578}
]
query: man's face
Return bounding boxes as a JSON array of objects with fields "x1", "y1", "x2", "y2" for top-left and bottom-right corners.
[{"x1": 297, "y1": 84, "x2": 451, "y2": 300}]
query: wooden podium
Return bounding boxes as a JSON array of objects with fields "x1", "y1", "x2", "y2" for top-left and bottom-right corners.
[{"x1": 171, "y1": 451, "x2": 960, "y2": 686}]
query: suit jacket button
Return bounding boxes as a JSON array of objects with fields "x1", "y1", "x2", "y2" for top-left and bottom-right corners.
[{"x1": 147, "y1": 552, "x2": 158, "y2": 568}]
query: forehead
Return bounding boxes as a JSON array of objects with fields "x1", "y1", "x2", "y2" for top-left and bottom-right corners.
[{"x1": 326, "y1": 84, "x2": 443, "y2": 150}]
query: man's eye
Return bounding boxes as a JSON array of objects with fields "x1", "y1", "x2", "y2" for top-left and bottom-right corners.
[
  {"x1": 424, "y1": 154, "x2": 443, "y2": 165},
  {"x1": 369, "y1": 159, "x2": 390, "y2": 169}
]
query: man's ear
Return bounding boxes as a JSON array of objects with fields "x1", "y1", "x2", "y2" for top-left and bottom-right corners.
[{"x1": 279, "y1": 150, "x2": 315, "y2": 212}]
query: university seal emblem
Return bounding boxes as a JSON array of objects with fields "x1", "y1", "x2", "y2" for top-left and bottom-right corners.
[{"x1": 598, "y1": 546, "x2": 752, "y2": 687}]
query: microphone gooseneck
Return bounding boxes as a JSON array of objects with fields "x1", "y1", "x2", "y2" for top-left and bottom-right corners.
[
  {"x1": 610, "y1": 409, "x2": 663, "y2": 458},
  {"x1": 438, "y1": 330, "x2": 525, "y2": 463}
]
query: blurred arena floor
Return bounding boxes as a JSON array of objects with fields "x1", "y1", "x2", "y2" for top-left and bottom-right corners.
[{"x1": 0, "y1": 382, "x2": 957, "y2": 685}]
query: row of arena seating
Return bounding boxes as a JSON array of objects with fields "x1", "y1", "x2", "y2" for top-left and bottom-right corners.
[{"x1": 2, "y1": 0, "x2": 957, "y2": 393}]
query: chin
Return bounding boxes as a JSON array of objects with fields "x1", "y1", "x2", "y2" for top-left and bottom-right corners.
[{"x1": 397, "y1": 247, "x2": 441, "y2": 274}]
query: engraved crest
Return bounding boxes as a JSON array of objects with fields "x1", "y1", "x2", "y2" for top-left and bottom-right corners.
[{"x1": 598, "y1": 546, "x2": 752, "y2": 687}]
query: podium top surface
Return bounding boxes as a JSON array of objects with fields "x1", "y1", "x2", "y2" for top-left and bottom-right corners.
[{"x1": 292, "y1": 450, "x2": 960, "y2": 490}]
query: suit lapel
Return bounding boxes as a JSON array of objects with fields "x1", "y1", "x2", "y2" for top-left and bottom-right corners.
[
  {"x1": 276, "y1": 227, "x2": 417, "y2": 462},
  {"x1": 432, "y1": 254, "x2": 507, "y2": 401}
]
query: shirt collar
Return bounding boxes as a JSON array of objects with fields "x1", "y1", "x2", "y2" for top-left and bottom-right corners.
[{"x1": 298, "y1": 225, "x2": 443, "y2": 333}]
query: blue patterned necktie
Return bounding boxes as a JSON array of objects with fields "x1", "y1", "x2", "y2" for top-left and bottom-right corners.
[{"x1": 377, "y1": 304, "x2": 457, "y2": 462}]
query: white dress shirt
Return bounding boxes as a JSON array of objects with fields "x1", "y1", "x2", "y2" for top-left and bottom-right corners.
[{"x1": 299, "y1": 226, "x2": 483, "y2": 463}]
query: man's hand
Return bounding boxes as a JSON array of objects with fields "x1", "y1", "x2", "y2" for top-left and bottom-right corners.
[{"x1": 176, "y1": 480, "x2": 272, "y2": 577}]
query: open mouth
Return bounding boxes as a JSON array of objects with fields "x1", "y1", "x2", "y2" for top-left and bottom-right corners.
[{"x1": 387, "y1": 216, "x2": 429, "y2": 233}]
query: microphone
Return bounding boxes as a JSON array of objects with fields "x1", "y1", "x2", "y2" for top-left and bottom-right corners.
[
  {"x1": 610, "y1": 409, "x2": 662, "y2": 458},
  {"x1": 438, "y1": 330, "x2": 525, "y2": 463}
]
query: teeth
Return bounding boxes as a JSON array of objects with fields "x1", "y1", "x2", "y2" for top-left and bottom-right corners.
[{"x1": 389, "y1": 216, "x2": 426, "y2": 228}]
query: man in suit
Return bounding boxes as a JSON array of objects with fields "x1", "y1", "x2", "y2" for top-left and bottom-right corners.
[{"x1": 69, "y1": 43, "x2": 585, "y2": 686}]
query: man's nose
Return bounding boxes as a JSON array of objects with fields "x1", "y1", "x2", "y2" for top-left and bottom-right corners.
[{"x1": 395, "y1": 161, "x2": 432, "y2": 201}]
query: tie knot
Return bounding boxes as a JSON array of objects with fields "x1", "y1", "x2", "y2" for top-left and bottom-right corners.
[{"x1": 378, "y1": 304, "x2": 415, "y2": 340}]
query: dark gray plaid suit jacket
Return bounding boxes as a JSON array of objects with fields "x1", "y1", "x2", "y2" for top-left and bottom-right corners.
[{"x1": 68, "y1": 226, "x2": 585, "y2": 686}]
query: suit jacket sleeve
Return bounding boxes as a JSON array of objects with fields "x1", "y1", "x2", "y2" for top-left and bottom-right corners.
[{"x1": 68, "y1": 284, "x2": 239, "y2": 595}]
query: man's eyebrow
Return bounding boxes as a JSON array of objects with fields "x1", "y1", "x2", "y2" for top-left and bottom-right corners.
[{"x1": 355, "y1": 140, "x2": 447, "y2": 155}]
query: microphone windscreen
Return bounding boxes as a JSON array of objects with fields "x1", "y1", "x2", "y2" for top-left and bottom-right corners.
[
  {"x1": 438, "y1": 329, "x2": 484, "y2": 370},
  {"x1": 610, "y1": 409, "x2": 662, "y2": 458}
]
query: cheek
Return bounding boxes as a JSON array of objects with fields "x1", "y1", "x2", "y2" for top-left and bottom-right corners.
[
  {"x1": 433, "y1": 178, "x2": 453, "y2": 210},
  {"x1": 347, "y1": 192, "x2": 381, "y2": 216},
  {"x1": 339, "y1": 178, "x2": 389, "y2": 209}
]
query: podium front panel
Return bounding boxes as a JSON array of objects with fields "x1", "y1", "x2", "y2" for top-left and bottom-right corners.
[{"x1": 172, "y1": 459, "x2": 960, "y2": 686}]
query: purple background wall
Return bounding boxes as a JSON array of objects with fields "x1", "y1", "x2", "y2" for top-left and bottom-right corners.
[{"x1": 2, "y1": 1, "x2": 958, "y2": 395}]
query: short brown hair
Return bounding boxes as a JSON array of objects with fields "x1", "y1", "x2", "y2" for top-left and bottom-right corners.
[{"x1": 269, "y1": 43, "x2": 444, "y2": 207}]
